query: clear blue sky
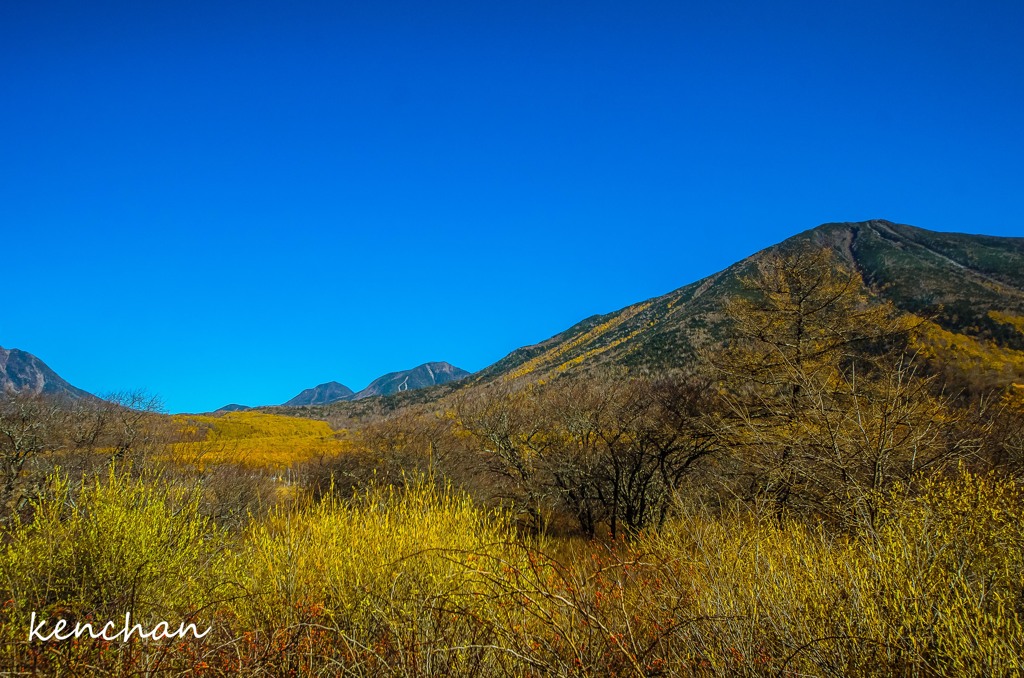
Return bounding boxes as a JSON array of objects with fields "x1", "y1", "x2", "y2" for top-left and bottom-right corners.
[{"x1": 2, "y1": 0, "x2": 1022, "y2": 413}]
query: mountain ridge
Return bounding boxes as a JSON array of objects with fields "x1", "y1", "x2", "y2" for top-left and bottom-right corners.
[
  {"x1": 7, "y1": 220, "x2": 1021, "y2": 415},
  {"x1": 464, "y1": 219, "x2": 1024, "y2": 387},
  {"x1": 280, "y1": 362, "x2": 471, "y2": 408},
  {"x1": 270, "y1": 219, "x2": 1023, "y2": 421},
  {"x1": 353, "y1": 361, "x2": 471, "y2": 400}
]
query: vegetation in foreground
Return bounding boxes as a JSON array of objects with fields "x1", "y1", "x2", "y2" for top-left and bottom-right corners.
[
  {"x1": 1, "y1": 246, "x2": 1023, "y2": 675},
  {"x1": 0, "y1": 469, "x2": 1020, "y2": 676}
]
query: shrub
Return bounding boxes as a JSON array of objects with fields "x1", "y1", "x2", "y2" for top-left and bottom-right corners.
[{"x1": 0, "y1": 469, "x2": 227, "y2": 673}]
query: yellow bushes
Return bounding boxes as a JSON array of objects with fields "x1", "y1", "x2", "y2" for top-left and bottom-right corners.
[
  {"x1": 865, "y1": 472, "x2": 1024, "y2": 675},
  {"x1": 640, "y1": 469, "x2": 1024, "y2": 675},
  {"x1": 223, "y1": 483, "x2": 535, "y2": 674},
  {"x1": 230, "y1": 483, "x2": 524, "y2": 625},
  {"x1": 1, "y1": 468, "x2": 1021, "y2": 675},
  {"x1": 0, "y1": 470, "x2": 227, "y2": 673},
  {"x1": 0, "y1": 471, "x2": 224, "y2": 616}
]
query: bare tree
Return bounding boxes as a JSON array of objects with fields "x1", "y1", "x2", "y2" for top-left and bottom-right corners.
[
  {"x1": 455, "y1": 372, "x2": 720, "y2": 537},
  {"x1": 0, "y1": 392, "x2": 71, "y2": 516},
  {"x1": 101, "y1": 389, "x2": 167, "y2": 463},
  {"x1": 712, "y1": 247, "x2": 966, "y2": 529}
]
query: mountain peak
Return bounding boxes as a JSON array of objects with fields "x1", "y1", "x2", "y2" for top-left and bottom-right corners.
[
  {"x1": 353, "y1": 362, "x2": 471, "y2": 400},
  {"x1": 0, "y1": 346, "x2": 94, "y2": 400},
  {"x1": 471, "y1": 220, "x2": 1024, "y2": 387},
  {"x1": 282, "y1": 381, "x2": 355, "y2": 407},
  {"x1": 280, "y1": 362, "x2": 471, "y2": 407},
  {"x1": 215, "y1": 403, "x2": 253, "y2": 413}
]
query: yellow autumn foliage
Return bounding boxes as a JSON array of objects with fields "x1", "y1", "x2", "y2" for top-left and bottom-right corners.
[
  {"x1": 989, "y1": 310, "x2": 1024, "y2": 336},
  {"x1": 170, "y1": 411, "x2": 349, "y2": 468},
  {"x1": 507, "y1": 302, "x2": 652, "y2": 380},
  {"x1": 912, "y1": 319, "x2": 1024, "y2": 387},
  {"x1": 3, "y1": 467, "x2": 1020, "y2": 675}
]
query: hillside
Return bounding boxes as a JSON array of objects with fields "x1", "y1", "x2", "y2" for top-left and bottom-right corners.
[
  {"x1": 468, "y1": 220, "x2": 1024, "y2": 386},
  {"x1": 273, "y1": 220, "x2": 1024, "y2": 426}
]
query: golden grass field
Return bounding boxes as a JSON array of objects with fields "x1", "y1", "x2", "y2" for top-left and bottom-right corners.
[{"x1": 170, "y1": 411, "x2": 351, "y2": 468}]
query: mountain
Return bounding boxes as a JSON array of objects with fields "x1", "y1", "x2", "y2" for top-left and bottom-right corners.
[
  {"x1": 470, "y1": 220, "x2": 1024, "y2": 385},
  {"x1": 260, "y1": 220, "x2": 1022, "y2": 420},
  {"x1": 0, "y1": 346, "x2": 94, "y2": 399},
  {"x1": 283, "y1": 381, "x2": 355, "y2": 407},
  {"x1": 215, "y1": 403, "x2": 253, "y2": 413},
  {"x1": 280, "y1": 362, "x2": 471, "y2": 408},
  {"x1": 352, "y1": 362, "x2": 471, "y2": 399}
]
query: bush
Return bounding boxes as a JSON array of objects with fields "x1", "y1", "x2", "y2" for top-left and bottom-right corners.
[
  {"x1": 219, "y1": 481, "x2": 536, "y2": 675},
  {"x1": 637, "y1": 469, "x2": 1024, "y2": 675},
  {"x1": 0, "y1": 469, "x2": 227, "y2": 673}
]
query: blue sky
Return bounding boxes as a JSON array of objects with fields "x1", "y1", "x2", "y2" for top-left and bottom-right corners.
[{"x1": 2, "y1": 0, "x2": 1022, "y2": 413}]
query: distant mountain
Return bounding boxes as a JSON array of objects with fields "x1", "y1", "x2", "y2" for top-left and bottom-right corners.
[
  {"x1": 0, "y1": 346, "x2": 94, "y2": 399},
  {"x1": 281, "y1": 362, "x2": 471, "y2": 407},
  {"x1": 283, "y1": 381, "x2": 355, "y2": 407},
  {"x1": 215, "y1": 403, "x2": 253, "y2": 413},
  {"x1": 352, "y1": 362, "x2": 471, "y2": 399},
  {"x1": 470, "y1": 220, "x2": 1024, "y2": 385}
]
